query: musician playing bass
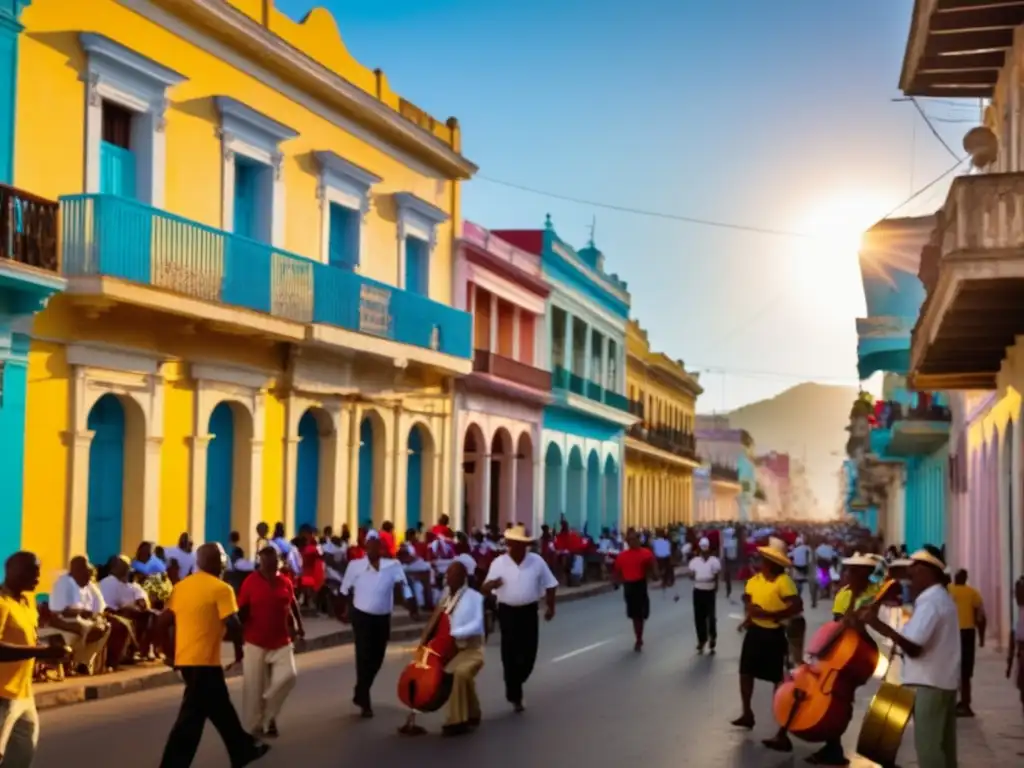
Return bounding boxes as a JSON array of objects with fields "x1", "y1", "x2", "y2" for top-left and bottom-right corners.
[
  {"x1": 431, "y1": 561, "x2": 486, "y2": 737},
  {"x1": 855, "y1": 547, "x2": 960, "y2": 768},
  {"x1": 802, "y1": 553, "x2": 881, "y2": 767}
]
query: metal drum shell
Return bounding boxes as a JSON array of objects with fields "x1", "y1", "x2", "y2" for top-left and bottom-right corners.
[{"x1": 856, "y1": 682, "x2": 916, "y2": 766}]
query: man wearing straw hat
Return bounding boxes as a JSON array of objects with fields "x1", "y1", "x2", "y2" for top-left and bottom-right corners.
[
  {"x1": 481, "y1": 525, "x2": 558, "y2": 714},
  {"x1": 732, "y1": 536, "x2": 803, "y2": 746},
  {"x1": 857, "y1": 545, "x2": 960, "y2": 768}
]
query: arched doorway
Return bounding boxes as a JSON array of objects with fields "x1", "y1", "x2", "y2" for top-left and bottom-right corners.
[
  {"x1": 566, "y1": 446, "x2": 584, "y2": 530},
  {"x1": 490, "y1": 428, "x2": 514, "y2": 530},
  {"x1": 586, "y1": 450, "x2": 601, "y2": 533},
  {"x1": 406, "y1": 423, "x2": 435, "y2": 533},
  {"x1": 205, "y1": 402, "x2": 235, "y2": 548},
  {"x1": 515, "y1": 431, "x2": 534, "y2": 527},
  {"x1": 295, "y1": 408, "x2": 332, "y2": 532},
  {"x1": 357, "y1": 411, "x2": 386, "y2": 528},
  {"x1": 461, "y1": 424, "x2": 486, "y2": 531},
  {"x1": 604, "y1": 455, "x2": 619, "y2": 532},
  {"x1": 86, "y1": 394, "x2": 126, "y2": 565},
  {"x1": 543, "y1": 442, "x2": 563, "y2": 527}
]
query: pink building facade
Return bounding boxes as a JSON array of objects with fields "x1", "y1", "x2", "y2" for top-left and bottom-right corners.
[{"x1": 452, "y1": 222, "x2": 552, "y2": 532}]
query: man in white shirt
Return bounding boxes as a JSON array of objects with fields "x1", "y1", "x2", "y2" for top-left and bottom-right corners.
[
  {"x1": 98, "y1": 556, "x2": 154, "y2": 667},
  {"x1": 688, "y1": 538, "x2": 721, "y2": 654},
  {"x1": 339, "y1": 530, "x2": 418, "y2": 718},
  {"x1": 482, "y1": 525, "x2": 557, "y2": 713},
  {"x1": 651, "y1": 530, "x2": 675, "y2": 599},
  {"x1": 789, "y1": 537, "x2": 811, "y2": 597},
  {"x1": 46, "y1": 556, "x2": 112, "y2": 673},
  {"x1": 162, "y1": 533, "x2": 197, "y2": 578},
  {"x1": 859, "y1": 546, "x2": 960, "y2": 768}
]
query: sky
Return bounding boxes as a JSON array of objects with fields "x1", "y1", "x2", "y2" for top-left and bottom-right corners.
[{"x1": 278, "y1": 0, "x2": 976, "y2": 412}]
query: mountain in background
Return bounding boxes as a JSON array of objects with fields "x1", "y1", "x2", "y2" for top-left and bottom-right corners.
[{"x1": 717, "y1": 383, "x2": 858, "y2": 519}]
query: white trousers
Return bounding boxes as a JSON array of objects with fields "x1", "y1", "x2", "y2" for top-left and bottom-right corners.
[
  {"x1": 241, "y1": 643, "x2": 297, "y2": 734},
  {"x1": 0, "y1": 697, "x2": 38, "y2": 768}
]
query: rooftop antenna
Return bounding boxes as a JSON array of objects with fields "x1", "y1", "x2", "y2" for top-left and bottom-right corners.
[{"x1": 588, "y1": 215, "x2": 596, "y2": 246}]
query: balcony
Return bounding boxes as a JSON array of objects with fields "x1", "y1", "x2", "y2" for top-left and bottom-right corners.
[
  {"x1": 59, "y1": 194, "x2": 472, "y2": 368},
  {"x1": 471, "y1": 349, "x2": 551, "y2": 393},
  {"x1": 626, "y1": 420, "x2": 700, "y2": 467},
  {"x1": 1, "y1": 183, "x2": 59, "y2": 273},
  {"x1": 710, "y1": 464, "x2": 741, "y2": 486},
  {"x1": 911, "y1": 173, "x2": 1024, "y2": 389},
  {"x1": 0, "y1": 183, "x2": 64, "y2": 311},
  {"x1": 872, "y1": 398, "x2": 951, "y2": 458},
  {"x1": 551, "y1": 364, "x2": 636, "y2": 427}
]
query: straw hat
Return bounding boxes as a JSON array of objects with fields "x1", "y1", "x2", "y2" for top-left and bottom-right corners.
[
  {"x1": 842, "y1": 552, "x2": 878, "y2": 568},
  {"x1": 757, "y1": 537, "x2": 792, "y2": 567},
  {"x1": 504, "y1": 524, "x2": 535, "y2": 543},
  {"x1": 888, "y1": 558, "x2": 913, "y2": 568},
  {"x1": 909, "y1": 548, "x2": 946, "y2": 571}
]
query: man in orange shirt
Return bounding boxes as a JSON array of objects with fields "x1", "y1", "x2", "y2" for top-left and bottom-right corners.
[
  {"x1": 612, "y1": 531, "x2": 658, "y2": 652},
  {"x1": 948, "y1": 568, "x2": 986, "y2": 717},
  {"x1": 157, "y1": 543, "x2": 269, "y2": 767}
]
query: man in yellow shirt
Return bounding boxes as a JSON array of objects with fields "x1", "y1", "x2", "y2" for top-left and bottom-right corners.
[
  {"x1": 0, "y1": 552, "x2": 72, "y2": 768},
  {"x1": 948, "y1": 568, "x2": 985, "y2": 717},
  {"x1": 156, "y1": 543, "x2": 269, "y2": 768},
  {"x1": 733, "y1": 537, "x2": 802, "y2": 753}
]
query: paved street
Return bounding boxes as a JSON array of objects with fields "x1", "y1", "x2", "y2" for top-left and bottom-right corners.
[{"x1": 33, "y1": 584, "x2": 1023, "y2": 767}]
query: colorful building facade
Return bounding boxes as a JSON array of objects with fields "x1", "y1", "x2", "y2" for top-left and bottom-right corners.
[
  {"x1": 452, "y1": 222, "x2": 551, "y2": 532},
  {"x1": 696, "y1": 415, "x2": 756, "y2": 521},
  {"x1": 693, "y1": 464, "x2": 742, "y2": 523},
  {"x1": 854, "y1": 216, "x2": 951, "y2": 552},
  {"x1": 897, "y1": 0, "x2": 1024, "y2": 646},
  {"x1": 623, "y1": 319, "x2": 701, "y2": 528},
  {"x1": 15, "y1": 0, "x2": 475, "y2": 583},
  {"x1": 1, "y1": 0, "x2": 66, "y2": 560},
  {"x1": 493, "y1": 217, "x2": 635, "y2": 534}
]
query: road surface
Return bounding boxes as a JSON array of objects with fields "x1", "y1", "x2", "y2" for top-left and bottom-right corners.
[{"x1": 35, "y1": 584, "x2": 895, "y2": 766}]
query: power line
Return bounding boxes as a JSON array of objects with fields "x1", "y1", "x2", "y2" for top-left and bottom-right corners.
[
  {"x1": 473, "y1": 175, "x2": 816, "y2": 239},
  {"x1": 911, "y1": 97, "x2": 961, "y2": 162}
]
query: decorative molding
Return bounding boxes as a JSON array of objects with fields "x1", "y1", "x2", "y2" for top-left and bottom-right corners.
[
  {"x1": 191, "y1": 362, "x2": 271, "y2": 391},
  {"x1": 314, "y1": 150, "x2": 381, "y2": 220},
  {"x1": 394, "y1": 191, "x2": 448, "y2": 251},
  {"x1": 215, "y1": 96, "x2": 298, "y2": 157},
  {"x1": 66, "y1": 342, "x2": 162, "y2": 375},
  {"x1": 80, "y1": 33, "x2": 187, "y2": 111}
]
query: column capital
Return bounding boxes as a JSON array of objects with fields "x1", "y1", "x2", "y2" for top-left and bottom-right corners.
[{"x1": 189, "y1": 435, "x2": 213, "y2": 447}]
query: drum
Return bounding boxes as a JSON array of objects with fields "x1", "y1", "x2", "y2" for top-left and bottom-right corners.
[{"x1": 856, "y1": 681, "x2": 915, "y2": 766}]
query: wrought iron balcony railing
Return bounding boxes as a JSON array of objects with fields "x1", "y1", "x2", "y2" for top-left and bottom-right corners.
[
  {"x1": 472, "y1": 349, "x2": 551, "y2": 391},
  {"x1": 1, "y1": 183, "x2": 59, "y2": 273}
]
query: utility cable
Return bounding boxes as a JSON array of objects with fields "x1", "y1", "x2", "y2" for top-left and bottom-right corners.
[
  {"x1": 911, "y1": 97, "x2": 961, "y2": 162},
  {"x1": 472, "y1": 175, "x2": 816, "y2": 239}
]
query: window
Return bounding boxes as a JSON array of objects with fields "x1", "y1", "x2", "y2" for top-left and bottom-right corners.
[
  {"x1": 216, "y1": 97, "x2": 297, "y2": 247},
  {"x1": 315, "y1": 151, "x2": 379, "y2": 270},
  {"x1": 394, "y1": 192, "x2": 448, "y2": 294},
  {"x1": 81, "y1": 33, "x2": 186, "y2": 207}
]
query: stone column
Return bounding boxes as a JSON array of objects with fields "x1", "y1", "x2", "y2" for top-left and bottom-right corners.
[
  {"x1": 188, "y1": 435, "x2": 212, "y2": 544},
  {"x1": 142, "y1": 435, "x2": 163, "y2": 544},
  {"x1": 67, "y1": 429, "x2": 96, "y2": 564}
]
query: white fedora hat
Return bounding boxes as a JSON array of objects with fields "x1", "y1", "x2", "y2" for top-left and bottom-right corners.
[{"x1": 504, "y1": 524, "x2": 535, "y2": 543}]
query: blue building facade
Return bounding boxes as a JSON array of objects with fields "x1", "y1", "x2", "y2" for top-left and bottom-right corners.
[
  {"x1": 0, "y1": 0, "x2": 65, "y2": 560},
  {"x1": 855, "y1": 216, "x2": 950, "y2": 551},
  {"x1": 494, "y1": 216, "x2": 636, "y2": 533}
]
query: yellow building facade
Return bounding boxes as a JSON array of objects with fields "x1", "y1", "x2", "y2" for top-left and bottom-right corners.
[
  {"x1": 14, "y1": 0, "x2": 475, "y2": 584},
  {"x1": 623, "y1": 320, "x2": 702, "y2": 528}
]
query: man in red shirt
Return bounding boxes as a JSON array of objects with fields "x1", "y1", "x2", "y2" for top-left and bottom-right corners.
[
  {"x1": 379, "y1": 521, "x2": 397, "y2": 558},
  {"x1": 612, "y1": 531, "x2": 658, "y2": 651},
  {"x1": 431, "y1": 514, "x2": 454, "y2": 540},
  {"x1": 238, "y1": 547, "x2": 305, "y2": 738}
]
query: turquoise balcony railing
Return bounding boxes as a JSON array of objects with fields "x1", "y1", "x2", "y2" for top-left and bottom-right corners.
[
  {"x1": 60, "y1": 194, "x2": 471, "y2": 358},
  {"x1": 551, "y1": 365, "x2": 631, "y2": 413}
]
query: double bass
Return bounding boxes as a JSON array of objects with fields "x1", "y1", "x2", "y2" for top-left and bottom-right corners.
[
  {"x1": 772, "y1": 578, "x2": 900, "y2": 743},
  {"x1": 396, "y1": 588, "x2": 465, "y2": 735}
]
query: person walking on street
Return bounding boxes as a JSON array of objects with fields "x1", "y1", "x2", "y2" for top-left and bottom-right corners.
[
  {"x1": 857, "y1": 546, "x2": 960, "y2": 768},
  {"x1": 0, "y1": 552, "x2": 73, "y2": 768},
  {"x1": 157, "y1": 543, "x2": 269, "y2": 768},
  {"x1": 688, "y1": 537, "x2": 721, "y2": 654},
  {"x1": 238, "y1": 547, "x2": 305, "y2": 738},
  {"x1": 338, "y1": 530, "x2": 418, "y2": 718},
  {"x1": 481, "y1": 525, "x2": 558, "y2": 713},
  {"x1": 948, "y1": 568, "x2": 985, "y2": 717},
  {"x1": 789, "y1": 537, "x2": 811, "y2": 598},
  {"x1": 612, "y1": 531, "x2": 657, "y2": 651}
]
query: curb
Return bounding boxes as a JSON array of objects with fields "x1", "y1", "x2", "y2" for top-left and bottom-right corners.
[{"x1": 35, "y1": 580, "x2": 620, "y2": 710}]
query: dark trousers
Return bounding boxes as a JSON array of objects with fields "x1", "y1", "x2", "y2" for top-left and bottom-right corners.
[
  {"x1": 497, "y1": 602, "x2": 539, "y2": 705},
  {"x1": 352, "y1": 608, "x2": 391, "y2": 707},
  {"x1": 159, "y1": 666, "x2": 256, "y2": 768},
  {"x1": 693, "y1": 589, "x2": 717, "y2": 647}
]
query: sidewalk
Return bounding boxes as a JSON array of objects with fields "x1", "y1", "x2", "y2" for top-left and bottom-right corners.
[{"x1": 35, "y1": 576, "x2": 622, "y2": 710}]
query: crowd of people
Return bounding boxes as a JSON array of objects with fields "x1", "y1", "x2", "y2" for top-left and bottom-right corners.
[{"x1": 0, "y1": 516, "x2": 1019, "y2": 766}]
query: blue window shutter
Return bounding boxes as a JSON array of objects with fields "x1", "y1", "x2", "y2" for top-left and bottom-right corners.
[
  {"x1": 405, "y1": 236, "x2": 428, "y2": 296},
  {"x1": 100, "y1": 141, "x2": 137, "y2": 199},
  {"x1": 328, "y1": 203, "x2": 361, "y2": 271},
  {"x1": 233, "y1": 162, "x2": 257, "y2": 239}
]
